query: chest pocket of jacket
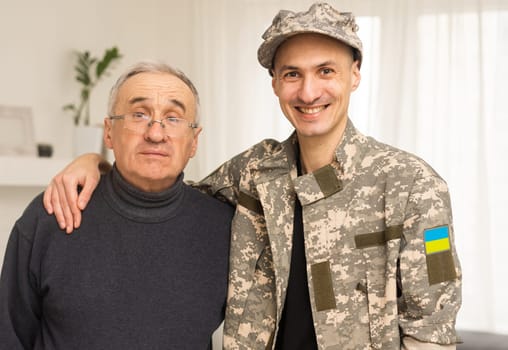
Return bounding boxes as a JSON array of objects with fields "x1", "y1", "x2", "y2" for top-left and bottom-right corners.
[{"x1": 355, "y1": 226, "x2": 402, "y2": 349}]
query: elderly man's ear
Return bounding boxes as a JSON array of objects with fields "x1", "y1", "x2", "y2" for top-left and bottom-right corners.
[
  {"x1": 189, "y1": 127, "x2": 203, "y2": 158},
  {"x1": 103, "y1": 117, "x2": 114, "y2": 150}
]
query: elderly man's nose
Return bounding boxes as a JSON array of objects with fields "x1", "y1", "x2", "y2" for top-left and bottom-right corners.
[{"x1": 145, "y1": 120, "x2": 167, "y2": 142}]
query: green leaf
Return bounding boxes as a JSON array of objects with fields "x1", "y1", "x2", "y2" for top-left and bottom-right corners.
[
  {"x1": 75, "y1": 52, "x2": 92, "y2": 86},
  {"x1": 76, "y1": 75, "x2": 90, "y2": 86},
  {"x1": 75, "y1": 65, "x2": 88, "y2": 78},
  {"x1": 80, "y1": 88, "x2": 90, "y2": 101},
  {"x1": 65, "y1": 46, "x2": 122, "y2": 125},
  {"x1": 96, "y1": 46, "x2": 122, "y2": 79},
  {"x1": 77, "y1": 51, "x2": 91, "y2": 68}
]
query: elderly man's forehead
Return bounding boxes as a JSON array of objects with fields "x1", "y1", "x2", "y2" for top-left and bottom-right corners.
[
  {"x1": 121, "y1": 72, "x2": 191, "y2": 92},
  {"x1": 112, "y1": 72, "x2": 198, "y2": 117},
  {"x1": 117, "y1": 73, "x2": 196, "y2": 107}
]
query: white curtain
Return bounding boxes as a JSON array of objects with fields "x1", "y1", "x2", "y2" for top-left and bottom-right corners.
[{"x1": 190, "y1": 0, "x2": 508, "y2": 334}]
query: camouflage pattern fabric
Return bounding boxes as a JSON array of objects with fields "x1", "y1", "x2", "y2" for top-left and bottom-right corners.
[{"x1": 197, "y1": 119, "x2": 461, "y2": 349}]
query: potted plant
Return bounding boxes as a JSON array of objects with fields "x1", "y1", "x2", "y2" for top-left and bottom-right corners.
[{"x1": 64, "y1": 46, "x2": 122, "y2": 155}]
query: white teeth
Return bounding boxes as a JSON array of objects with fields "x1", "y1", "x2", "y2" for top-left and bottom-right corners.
[{"x1": 299, "y1": 106, "x2": 325, "y2": 114}]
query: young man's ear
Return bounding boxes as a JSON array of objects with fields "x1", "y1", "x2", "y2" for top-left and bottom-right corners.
[
  {"x1": 351, "y1": 61, "x2": 361, "y2": 91},
  {"x1": 271, "y1": 70, "x2": 281, "y2": 97}
]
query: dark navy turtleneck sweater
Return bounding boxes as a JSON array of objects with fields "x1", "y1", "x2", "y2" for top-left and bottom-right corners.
[{"x1": 0, "y1": 166, "x2": 233, "y2": 349}]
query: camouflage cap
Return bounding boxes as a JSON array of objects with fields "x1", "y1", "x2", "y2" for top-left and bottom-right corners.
[{"x1": 257, "y1": 2, "x2": 363, "y2": 70}]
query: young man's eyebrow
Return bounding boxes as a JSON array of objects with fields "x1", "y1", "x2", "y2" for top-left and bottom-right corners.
[
  {"x1": 278, "y1": 61, "x2": 336, "y2": 72},
  {"x1": 278, "y1": 65, "x2": 299, "y2": 72},
  {"x1": 316, "y1": 60, "x2": 335, "y2": 68}
]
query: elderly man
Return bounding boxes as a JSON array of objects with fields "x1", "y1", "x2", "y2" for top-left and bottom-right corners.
[
  {"x1": 42, "y1": 2, "x2": 461, "y2": 349},
  {"x1": 0, "y1": 62, "x2": 233, "y2": 349}
]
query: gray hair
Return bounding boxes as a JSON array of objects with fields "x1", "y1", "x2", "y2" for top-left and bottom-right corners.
[{"x1": 107, "y1": 61, "x2": 201, "y2": 123}]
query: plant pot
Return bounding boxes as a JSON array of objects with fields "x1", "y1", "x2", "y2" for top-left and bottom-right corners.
[{"x1": 73, "y1": 125, "x2": 104, "y2": 157}]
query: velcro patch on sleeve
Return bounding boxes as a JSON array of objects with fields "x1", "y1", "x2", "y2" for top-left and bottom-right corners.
[
  {"x1": 354, "y1": 225, "x2": 403, "y2": 248},
  {"x1": 424, "y1": 225, "x2": 457, "y2": 285}
]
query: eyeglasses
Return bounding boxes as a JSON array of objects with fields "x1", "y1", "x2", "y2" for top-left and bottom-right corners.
[{"x1": 108, "y1": 113, "x2": 199, "y2": 138}]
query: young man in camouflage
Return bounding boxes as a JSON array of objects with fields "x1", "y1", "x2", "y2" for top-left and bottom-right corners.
[{"x1": 43, "y1": 2, "x2": 461, "y2": 349}]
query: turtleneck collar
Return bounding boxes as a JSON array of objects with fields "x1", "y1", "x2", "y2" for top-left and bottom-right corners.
[{"x1": 100, "y1": 164, "x2": 186, "y2": 223}]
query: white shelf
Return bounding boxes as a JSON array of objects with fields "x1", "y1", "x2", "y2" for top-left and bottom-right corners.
[{"x1": 0, "y1": 156, "x2": 72, "y2": 187}]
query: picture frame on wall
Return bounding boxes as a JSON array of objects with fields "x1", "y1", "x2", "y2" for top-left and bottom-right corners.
[{"x1": 0, "y1": 105, "x2": 36, "y2": 156}]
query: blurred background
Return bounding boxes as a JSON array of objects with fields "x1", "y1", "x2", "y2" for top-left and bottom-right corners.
[{"x1": 1, "y1": 0, "x2": 507, "y2": 338}]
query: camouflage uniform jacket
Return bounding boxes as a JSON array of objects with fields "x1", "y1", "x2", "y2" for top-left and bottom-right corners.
[{"x1": 198, "y1": 119, "x2": 462, "y2": 350}]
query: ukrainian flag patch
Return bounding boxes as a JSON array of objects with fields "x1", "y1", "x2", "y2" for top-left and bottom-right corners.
[
  {"x1": 424, "y1": 225, "x2": 457, "y2": 285},
  {"x1": 424, "y1": 225, "x2": 450, "y2": 255}
]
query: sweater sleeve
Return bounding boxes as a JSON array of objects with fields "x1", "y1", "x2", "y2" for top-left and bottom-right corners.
[{"x1": 0, "y1": 223, "x2": 41, "y2": 349}]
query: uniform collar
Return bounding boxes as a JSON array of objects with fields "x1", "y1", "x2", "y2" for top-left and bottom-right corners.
[
  {"x1": 332, "y1": 118, "x2": 369, "y2": 182},
  {"x1": 252, "y1": 118, "x2": 368, "y2": 185}
]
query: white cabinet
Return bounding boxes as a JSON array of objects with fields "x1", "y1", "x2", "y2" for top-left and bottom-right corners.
[{"x1": 0, "y1": 156, "x2": 71, "y2": 187}]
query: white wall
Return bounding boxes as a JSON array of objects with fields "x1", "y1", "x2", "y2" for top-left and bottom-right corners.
[{"x1": 0, "y1": 0, "x2": 196, "y2": 241}]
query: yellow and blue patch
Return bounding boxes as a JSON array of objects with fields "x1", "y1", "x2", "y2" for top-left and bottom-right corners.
[
  {"x1": 424, "y1": 225, "x2": 451, "y2": 254},
  {"x1": 423, "y1": 225, "x2": 456, "y2": 285}
]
